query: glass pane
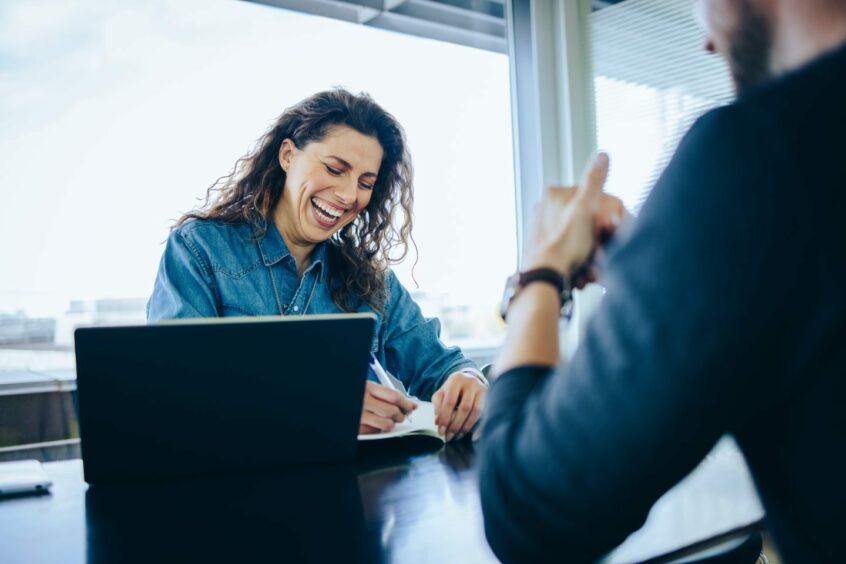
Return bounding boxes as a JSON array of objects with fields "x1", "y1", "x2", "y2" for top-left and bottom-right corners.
[
  {"x1": 591, "y1": 0, "x2": 734, "y2": 214},
  {"x1": 0, "y1": 0, "x2": 515, "y2": 451}
]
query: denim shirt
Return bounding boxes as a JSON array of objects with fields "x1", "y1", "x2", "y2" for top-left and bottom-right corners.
[{"x1": 147, "y1": 219, "x2": 476, "y2": 400}]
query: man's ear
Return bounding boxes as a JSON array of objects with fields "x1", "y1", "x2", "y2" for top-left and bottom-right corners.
[{"x1": 278, "y1": 139, "x2": 296, "y2": 172}]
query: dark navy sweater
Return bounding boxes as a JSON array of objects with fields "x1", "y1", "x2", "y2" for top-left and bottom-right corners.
[{"x1": 479, "y1": 41, "x2": 846, "y2": 564}]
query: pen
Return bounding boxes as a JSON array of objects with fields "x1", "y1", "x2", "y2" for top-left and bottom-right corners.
[{"x1": 368, "y1": 354, "x2": 414, "y2": 423}]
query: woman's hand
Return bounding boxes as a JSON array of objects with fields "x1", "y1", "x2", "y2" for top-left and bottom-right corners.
[
  {"x1": 359, "y1": 381, "x2": 418, "y2": 435},
  {"x1": 433, "y1": 371, "x2": 488, "y2": 442}
]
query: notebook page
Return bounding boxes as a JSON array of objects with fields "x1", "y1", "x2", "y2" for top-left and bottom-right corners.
[{"x1": 357, "y1": 401, "x2": 439, "y2": 441}]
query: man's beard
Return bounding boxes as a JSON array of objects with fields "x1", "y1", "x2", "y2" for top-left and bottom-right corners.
[{"x1": 728, "y1": 0, "x2": 774, "y2": 95}]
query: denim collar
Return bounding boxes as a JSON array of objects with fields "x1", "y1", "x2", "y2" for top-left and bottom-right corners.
[{"x1": 257, "y1": 219, "x2": 328, "y2": 275}]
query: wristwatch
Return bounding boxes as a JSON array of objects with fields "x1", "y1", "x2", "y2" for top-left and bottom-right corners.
[{"x1": 499, "y1": 267, "x2": 573, "y2": 321}]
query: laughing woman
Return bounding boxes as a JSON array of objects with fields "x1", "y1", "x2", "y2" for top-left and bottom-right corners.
[{"x1": 148, "y1": 89, "x2": 486, "y2": 441}]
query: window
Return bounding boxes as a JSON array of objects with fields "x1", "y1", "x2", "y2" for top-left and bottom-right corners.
[
  {"x1": 591, "y1": 0, "x2": 734, "y2": 213},
  {"x1": 0, "y1": 0, "x2": 515, "y2": 458}
]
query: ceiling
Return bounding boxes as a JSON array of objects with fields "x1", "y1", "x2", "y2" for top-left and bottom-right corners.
[{"x1": 244, "y1": 0, "x2": 627, "y2": 54}]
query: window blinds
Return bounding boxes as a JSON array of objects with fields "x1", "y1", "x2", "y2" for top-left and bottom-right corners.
[{"x1": 591, "y1": 0, "x2": 734, "y2": 213}]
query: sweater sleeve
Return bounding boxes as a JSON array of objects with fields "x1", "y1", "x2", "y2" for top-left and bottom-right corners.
[{"x1": 478, "y1": 105, "x2": 809, "y2": 562}]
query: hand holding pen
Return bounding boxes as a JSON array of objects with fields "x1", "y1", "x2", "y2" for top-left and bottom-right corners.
[{"x1": 359, "y1": 354, "x2": 418, "y2": 435}]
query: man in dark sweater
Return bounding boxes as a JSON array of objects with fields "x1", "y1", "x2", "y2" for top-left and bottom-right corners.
[{"x1": 478, "y1": 0, "x2": 846, "y2": 562}]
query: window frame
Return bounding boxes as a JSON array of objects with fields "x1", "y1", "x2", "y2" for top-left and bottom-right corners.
[{"x1": 506, "y1": 0, "x2": 602, "y2": 352}]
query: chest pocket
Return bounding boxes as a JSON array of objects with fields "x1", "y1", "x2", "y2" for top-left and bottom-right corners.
[{"x1": 213, "y1": 259, "x2": 276, "y2": 317}]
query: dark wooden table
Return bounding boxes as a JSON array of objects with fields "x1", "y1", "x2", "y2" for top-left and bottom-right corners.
[{"x1": 0, "y1": 438, "x2": 764, "y2": 563}]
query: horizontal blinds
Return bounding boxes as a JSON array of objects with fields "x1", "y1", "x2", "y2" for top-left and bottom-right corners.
[
  {"x1": 243, "y1": 0, "x2": 508, "y2": 52},
  {"x1": 244, "y1": 1, "x2": 626, "y2": 54},
  {"x1": 591, "y1": 0, "x2": 733, "y2": 213}
]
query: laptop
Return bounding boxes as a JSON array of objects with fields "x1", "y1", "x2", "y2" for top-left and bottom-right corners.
[{"x1": 74, "y1": 313, "x2": 375, "y2": 484}]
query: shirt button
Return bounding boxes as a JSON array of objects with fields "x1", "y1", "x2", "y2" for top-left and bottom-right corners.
[{"x1": 292, "y1": 305, "x2": 299, "y2": 312}]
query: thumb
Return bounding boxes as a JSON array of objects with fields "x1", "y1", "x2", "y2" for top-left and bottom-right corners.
[{"x1": 576, "y1": 152, "x2": 610, "y2": 209}]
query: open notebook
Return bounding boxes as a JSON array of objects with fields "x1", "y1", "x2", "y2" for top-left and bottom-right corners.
[{"x1": 357, "y1": 401, "x2": 444, "y2": 446}]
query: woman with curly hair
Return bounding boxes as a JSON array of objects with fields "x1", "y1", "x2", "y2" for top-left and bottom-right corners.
[{"x1": 148, "y1": 89, "x2": 486, "y2": 440}]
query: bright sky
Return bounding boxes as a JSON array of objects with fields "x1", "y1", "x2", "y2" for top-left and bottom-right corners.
[{"x1": 0, "y1": 0, "x2": 516, "y2": 317}]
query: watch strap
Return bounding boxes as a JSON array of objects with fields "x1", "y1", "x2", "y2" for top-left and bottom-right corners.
[
  {"x1": 501, "y1": 267, "x2": 573, "y2": 321},
  {"x1": 518, "y1": 268, "x2": 565, "y2": 295}
]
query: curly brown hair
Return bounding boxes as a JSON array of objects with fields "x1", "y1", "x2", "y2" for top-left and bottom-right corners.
[{"x1": 177, "y1": 88, "x2": 415, "y2": 312}]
